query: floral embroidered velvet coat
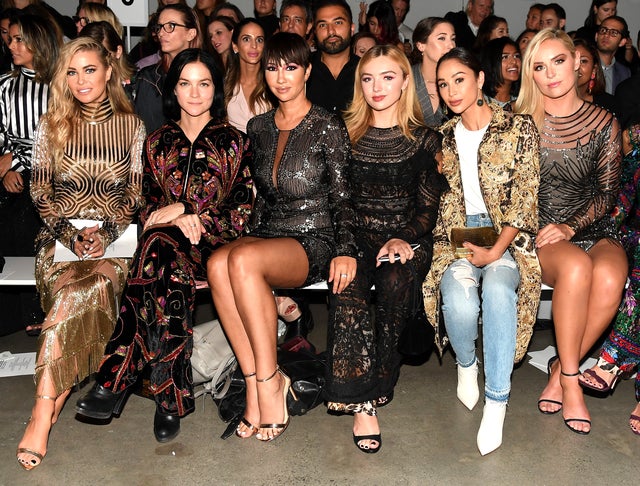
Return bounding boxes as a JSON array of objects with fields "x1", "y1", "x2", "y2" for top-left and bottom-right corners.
[
  {"x1": 140, "y1": 119, "x2": 253, "y2": 261},
  {"x1": 423, "y1": 105, "x2": 542, "y2": 362}
]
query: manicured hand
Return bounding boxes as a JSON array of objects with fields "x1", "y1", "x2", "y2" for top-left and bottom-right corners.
[{"x1": 329, "y1": 255, "x2": 357, "y2": 294}]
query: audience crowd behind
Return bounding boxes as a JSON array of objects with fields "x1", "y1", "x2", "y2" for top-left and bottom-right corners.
[{"x1": 1, "y1": 0, "x2": 640, "y2": 470}]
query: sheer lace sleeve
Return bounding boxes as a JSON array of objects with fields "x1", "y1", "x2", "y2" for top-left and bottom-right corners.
[
  {"x1": 30, "y1": 118, "x2": 78, "y2": 250},
  {"x1": 395, "y1": 129, "x2": 448, "y2": 242},
  {"x1": 565, "y1": 111, "x2": 622, "y2": 233}
]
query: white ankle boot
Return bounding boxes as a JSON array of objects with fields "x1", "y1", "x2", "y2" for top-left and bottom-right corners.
[
  {"x1": 477, "y1": 399, "x2": 507, "y2": 456},
  {"x1": 457, "y1": 361, "x2": 479, "y2": 411}
]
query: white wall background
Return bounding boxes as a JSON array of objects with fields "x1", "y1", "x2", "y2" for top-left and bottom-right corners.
[{"x1": 50, "y1": 0, "x2": 640, "y2": 46}]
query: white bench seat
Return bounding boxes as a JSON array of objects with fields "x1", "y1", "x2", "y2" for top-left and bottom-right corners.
[{"x1": 0, "y1": 256, "x2": 553, "y2": 320}]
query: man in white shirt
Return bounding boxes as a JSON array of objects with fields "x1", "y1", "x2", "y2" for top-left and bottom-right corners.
[{"x1": 391, "y1": 0, "x2": 412, "y2": 52}]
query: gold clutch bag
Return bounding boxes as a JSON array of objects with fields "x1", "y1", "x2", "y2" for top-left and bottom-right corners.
[{"x1": 450, "y1": 227, "x2": 499, "y2": 258}]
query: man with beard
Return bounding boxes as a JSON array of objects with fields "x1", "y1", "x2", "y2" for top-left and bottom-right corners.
[{"x1": 306, "y1": 0, "x2": 359, "y2": 114}]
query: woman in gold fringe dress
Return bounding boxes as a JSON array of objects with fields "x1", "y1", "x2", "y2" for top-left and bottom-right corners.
[{"x1": 16, "y1": 37, "x2": 145, "y2": 470}]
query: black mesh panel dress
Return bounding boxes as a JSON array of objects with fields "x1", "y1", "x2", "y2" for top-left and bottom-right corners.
[{"x1": 539, "y1": 101, "x2": 621, "y2": 249}]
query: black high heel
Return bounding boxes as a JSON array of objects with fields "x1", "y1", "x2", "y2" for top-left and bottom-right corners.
[
  {"x1": 75, "y1": 383, "x2": 131, "y2": 420},
  {"x1": 537, "y1": 355, "x2": 562, "y2": 415},
  {"x1": 560, "y1": 370, "x2": 591, "y2": 435},
  {"x1": 353, "y1": 433, "x2": 382, "y2": 454}
]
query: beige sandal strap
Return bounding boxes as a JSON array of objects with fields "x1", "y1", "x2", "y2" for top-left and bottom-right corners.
[
  {"x1": 17, "y1": 447, "x2": 44, "y2": 461},
  {"x1": 34, "y1": 394, "x2": 56, "y2": 401},
  {"x1": 256, "y1": 367, "x2": 279, "y2": 383}
]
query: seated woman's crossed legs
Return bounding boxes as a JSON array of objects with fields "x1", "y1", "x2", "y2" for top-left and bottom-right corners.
[{"x1": 208, "y1": 237, "x2": 309, "y2": 441}]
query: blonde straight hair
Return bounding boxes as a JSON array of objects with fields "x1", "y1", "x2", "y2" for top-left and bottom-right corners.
[
  {"x1": 45, "y1": 38, "x2": 134, "y2": 163},
  {"x1": 514, "y1": 28, "x2": 577, "y2": 130},
  {"x1": 343, "y1": 44, "x2": 424, "y2": 146}
]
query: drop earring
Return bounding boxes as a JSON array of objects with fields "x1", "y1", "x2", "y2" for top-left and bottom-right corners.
[
  {"x1": 477, "y1": 98, "x2": 484, "y2": 106},
  {"x1": 587, "y1": 71, "x2": 596, "y2": 95}
]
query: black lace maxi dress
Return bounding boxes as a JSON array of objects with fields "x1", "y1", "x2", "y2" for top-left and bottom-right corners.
[
  {"x1": 325, "y1": 125, "x2": 447, "y2": 414},
  {"x1": 247, "y1": 105, "x2": 357, "y2": 285},
  {"x1": 95, "y1": 120, "x2": 253, "y2": 417}
]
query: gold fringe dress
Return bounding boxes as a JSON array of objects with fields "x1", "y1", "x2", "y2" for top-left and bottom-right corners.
[{"x1": 29, "y1": 99, "x2": 145, "y2": 394}]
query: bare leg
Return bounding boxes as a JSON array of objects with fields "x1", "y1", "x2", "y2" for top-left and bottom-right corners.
[
  {"x1": 630, "y1": 402, "x2": 640, "y2": 435},
  {"x1": 209, "y1": 237, "x2": 309, "y2": 440},
  {"x1": 208, "y1": 238, "x2": 262, "y2": 436},
  {"x1": 536, "y1": 241, "x2": 591, "y2": 430},
  {"x1": 227, "y1": 238, "x2": 308, "y2": 440},
  {"x1": 537, "y1": 240, "x2": 626, "y2": 432},
  {"x1": 579, "y1": 240, "x2": 627, "y2": 355}
]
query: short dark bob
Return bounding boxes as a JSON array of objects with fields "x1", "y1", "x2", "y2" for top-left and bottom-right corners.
[{"x1": 262, "y1": 32, "x2": 311, "y2": 69}]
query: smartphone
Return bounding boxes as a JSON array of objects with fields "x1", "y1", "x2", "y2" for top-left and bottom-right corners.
[{"x1": 377, "y1": 243, "x2": 421, "y2": 262}]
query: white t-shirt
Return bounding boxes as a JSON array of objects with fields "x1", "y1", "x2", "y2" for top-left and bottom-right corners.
[{"x1": 454, "y1": 119, "x2": 489, "y2": 215}]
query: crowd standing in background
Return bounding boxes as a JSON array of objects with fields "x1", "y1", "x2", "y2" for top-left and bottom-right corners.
[{"x1": 1, "y1": 0, "x2": 640, "y2": 471}]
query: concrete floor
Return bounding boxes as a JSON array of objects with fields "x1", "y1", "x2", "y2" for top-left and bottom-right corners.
[{"x1": 0, "y1": 299, "x2": 638, "y2": 486}]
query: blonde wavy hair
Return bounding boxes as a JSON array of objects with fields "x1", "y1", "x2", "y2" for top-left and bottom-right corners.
[
  {"x1": 514, "y1": 28, "x2": 577, "y2": 130},
  {"x1": 343, "y1": 44, "x2": 424, "y2": 145},
  {"x1": 45, "y1": 37, "x2": 134, "y2": 163}
]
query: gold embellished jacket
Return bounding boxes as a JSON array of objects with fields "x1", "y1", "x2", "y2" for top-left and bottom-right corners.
[{"x1": 423, "y1": 104, "x2": 542, "y2": 362}]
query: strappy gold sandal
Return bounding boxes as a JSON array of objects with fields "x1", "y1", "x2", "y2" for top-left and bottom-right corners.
[
  {"x1": 236, "y1": 372, "x2": 259, "y2": 439},
  {"x1": 255, "y1": 367, "x2": 297, "y2": 442},
  {"x1": 16, "y1": 395, "x2": 55, "y2": 470}
]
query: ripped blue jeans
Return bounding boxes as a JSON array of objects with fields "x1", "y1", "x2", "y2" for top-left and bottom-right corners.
[{"x1": 440, "y1": 213, "x2": 519, "y2": 402}]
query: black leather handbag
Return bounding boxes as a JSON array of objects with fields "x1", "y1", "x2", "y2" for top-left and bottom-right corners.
[
  {"x1": 217, "y1": 349, "x2": 328, "y2": 439},
  {"x1": 397, "y1": 262, "x2": 435, "y2": 358}
]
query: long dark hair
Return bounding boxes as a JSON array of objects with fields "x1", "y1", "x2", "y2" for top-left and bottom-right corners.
[
  {"x1": 481, "y1": 37, "x2": 520, "y2": 99},
  {"x1": 474, "y1": 15, "x2": 507, "y2": 51},
  {"x1": 10, "y1": 13, "x2": 63, "y2": 83},
  {"x1": 223, "y1": 18, "x2": 273, "y2": 115},
  {"x1": 163, "y1": 48, "x2": 226, "y2": 122},
  {"x1": 584, "y1": 0, "x2": 617, "y2": 29},
  {"x1": 365, "y1": 0, "x2": 399, "y2": 45}
]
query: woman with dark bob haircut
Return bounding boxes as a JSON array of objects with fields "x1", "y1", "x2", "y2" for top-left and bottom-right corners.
[
  {"x1": 75, "y1": 48, "x2": 254, "y2": 444},
  {"x1": 208, "y1": 32, "x2": 357, "y2": 442}
]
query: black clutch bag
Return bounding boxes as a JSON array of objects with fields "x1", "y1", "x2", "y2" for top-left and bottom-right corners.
[
  {"x1": 450, "y1": 227, "x2": 499, "y2": 258},
  {"x1": 398, "y1": 261, "x2": 435, "y2": 359}
]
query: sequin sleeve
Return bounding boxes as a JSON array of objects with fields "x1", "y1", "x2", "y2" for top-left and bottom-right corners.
[
  {"x1": 326, "y1": 115, "x2": 358, "y2": 257},
  {"x1": 565, "y1": 111, "x2": 622, "y2": 233},
  {"x1": 30, "y1": 117, "x2": 78, "y2": 251}
]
